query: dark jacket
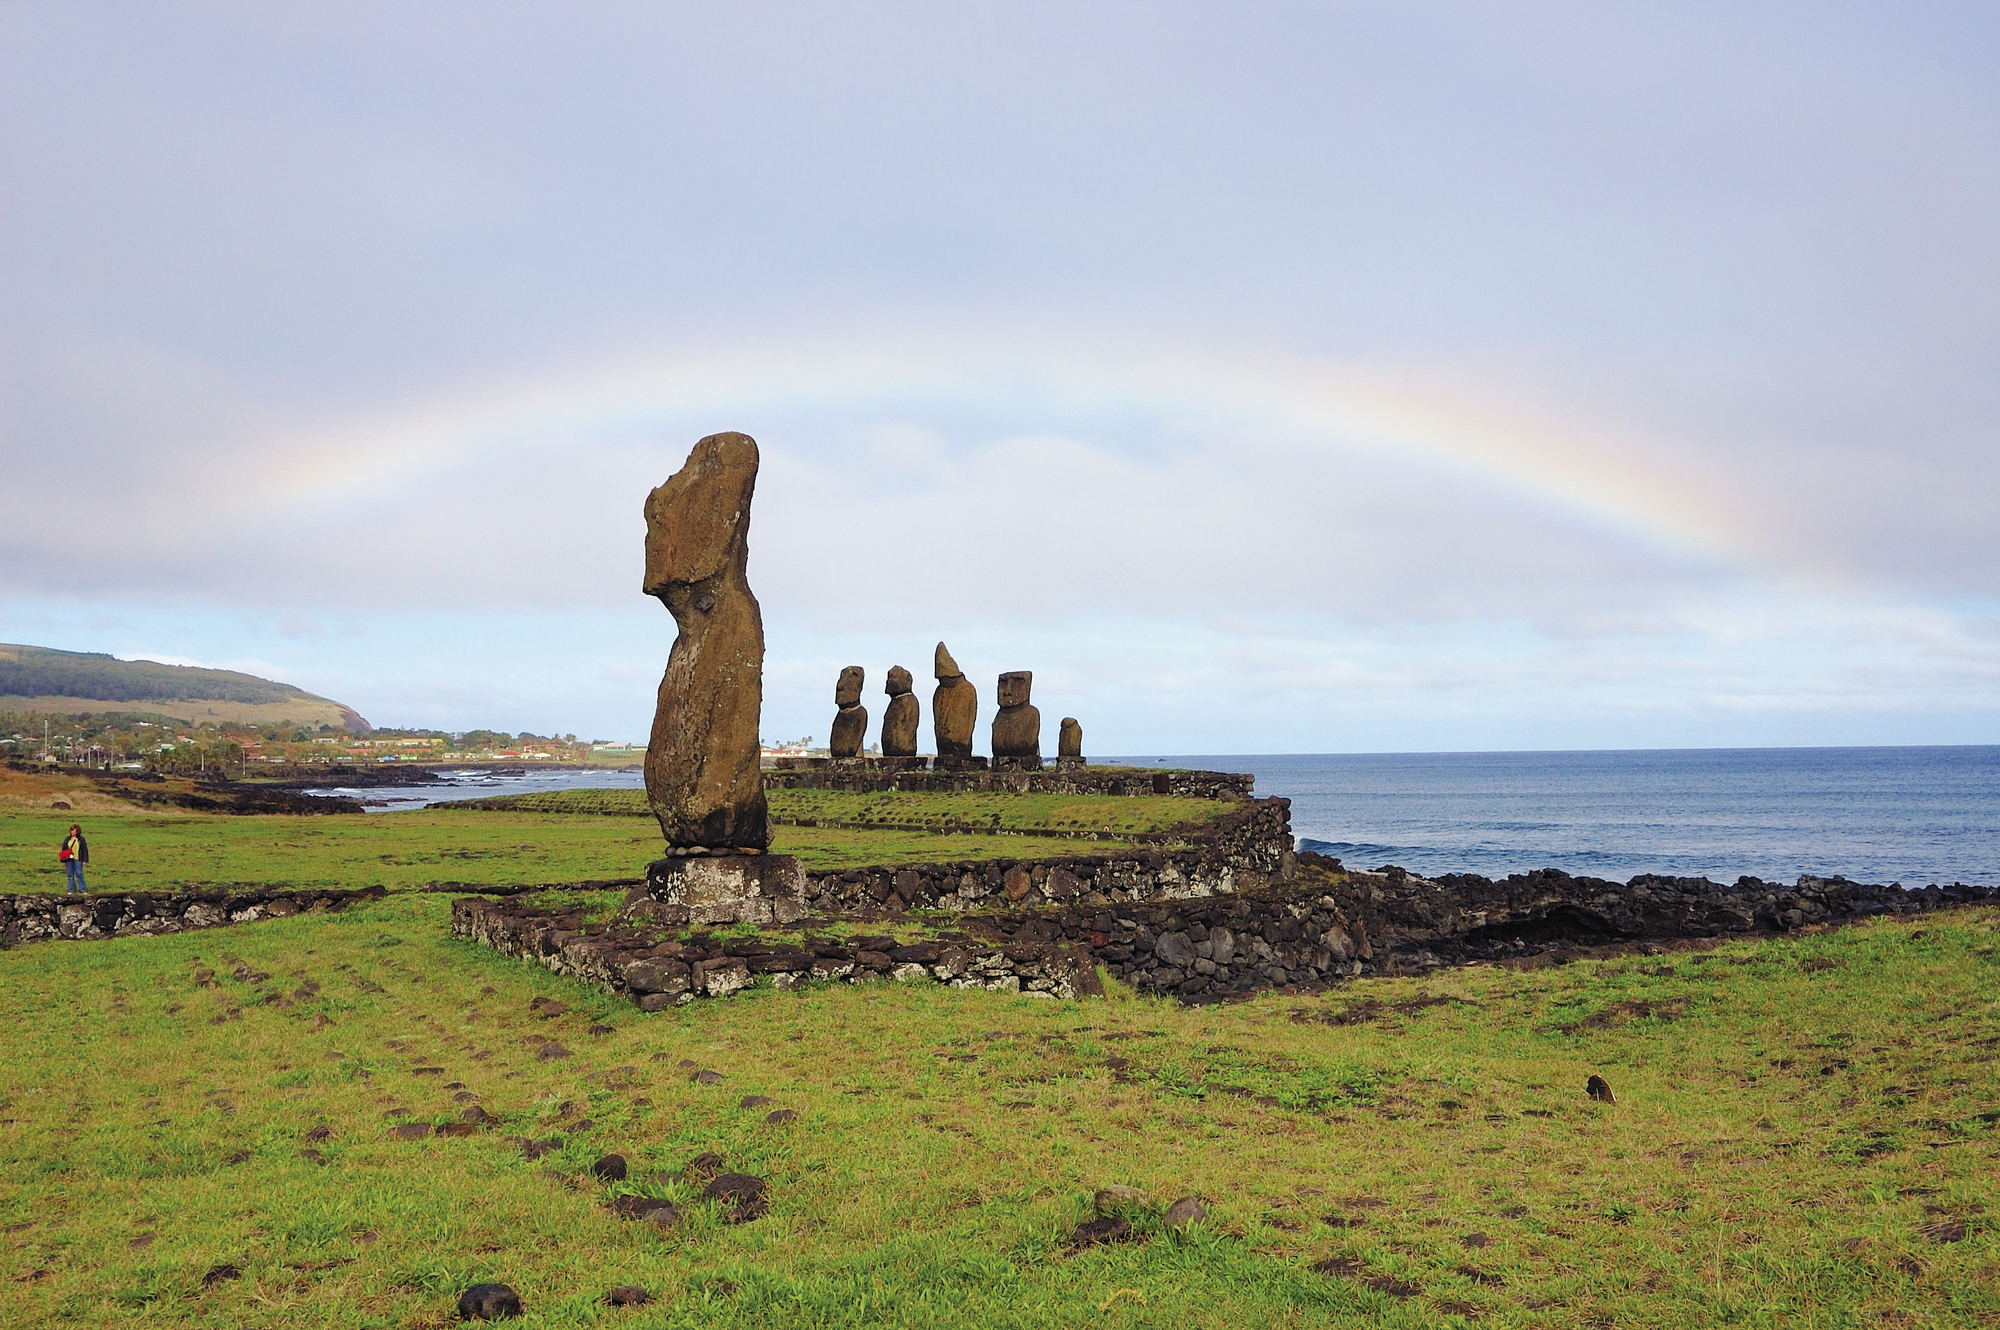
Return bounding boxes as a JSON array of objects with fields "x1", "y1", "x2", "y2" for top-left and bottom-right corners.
[{"x1": 60, "y1": 831, "x2": 89, "y2": 864}]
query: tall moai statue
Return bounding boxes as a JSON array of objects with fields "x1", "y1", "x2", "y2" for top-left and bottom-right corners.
[
  {"x1": 829, "y1": 666, "x2": 868, "y2": 759},
  {"x1": 991, "y1": 670, "x2": 1041, "y2": 767},
  {"x1": 931, "y1": 641, "x2": 979, "y2": 762},
  {"x1": 880, "y1": 665, "x2": 920, "y2": 757},
  {"x1": 1058, "y1": 716, "x2": 1084, "y2": 766},
  {"x1": 641, "y1": 431, "x2": 771, "y2": 851}
]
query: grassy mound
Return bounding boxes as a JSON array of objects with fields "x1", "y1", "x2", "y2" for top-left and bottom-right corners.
[{"x1": 1, "y1": 895, "x2": 1994, "y2": 1327}]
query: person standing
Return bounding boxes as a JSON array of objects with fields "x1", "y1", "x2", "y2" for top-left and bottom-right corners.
[{"x1": 58, "y1": 823, "x2": 89, "y2": 894}]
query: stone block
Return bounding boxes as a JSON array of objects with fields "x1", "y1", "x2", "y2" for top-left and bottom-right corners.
[{"x1": 637, "y1": 855, "x2": 807, "y2": 926}]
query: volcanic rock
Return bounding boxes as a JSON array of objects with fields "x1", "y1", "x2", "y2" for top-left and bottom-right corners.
[
  {"x1": 829, "y1": 666, "x2": 868, "y2": 759},
  {"x1": 880, "y1": 666, "x2": 919, "y2": 757},
  {"x1": 931, "y1": 642, "x2": 978, "y2": 760},
  {"x1": 1058, "y1": 717, "x2": 1083, "y2": 761},
  {"x1": 991, "y1": 671, "x2": 1040, "y2": 761},
  {"x1": 641, "y1": 431, "x2": 772, "y2": 851},
  {"x1": 457, "y1": 1282, "x2": 523, "y2": 1320}
]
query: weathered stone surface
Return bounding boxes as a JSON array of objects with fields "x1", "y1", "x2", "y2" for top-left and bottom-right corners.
[
  {"x1": 880, "y1": 667, "x2": 919, "y2": 756},
  {"x1": 829, "y1": 666, "x2": 868, "y2": 759},
  {"x1": 639, "y1": 855, "x2": 807, "y2": 926},
  {"x1": 605, "y1": 1285, "x2": 652, "y2": 1306},
  {"x1": 931, "y1": 642, "x2": 978, "y2": 759},
  {"x1": 642, "y1": 432, "x2": 771, "y2": 851},
  {"x1": 1164, "y1": 1195, "x2": 1208, "y2": 1229},
  {"x1": 991, "y1": 671, "x2": 1040, "y2": 761},
  {"x1": 702, "y1": 1171, "x2": 769, "y2": 1222},
  {"x1": 1073, "y1": 1216, "x2": 1130, "y2": 1246},
  {"x1": 592, "y1": 1153, "x2": 629, "y2": 1181},
  {"x1": 1058, "y1": 717, "x2": 1083, "y2": 760},
  {"x1": 457, "y1": 1283, "x2": 523, "y2": 1320}
]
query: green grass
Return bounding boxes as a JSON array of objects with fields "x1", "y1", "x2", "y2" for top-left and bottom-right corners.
[
  {"x1": 0, "y1": 805, "x2": 1160, "y2": 896},
  {"x1": 1, "y1": 896, "x2": 1995, "y2": 1327},
  {"x1": 446, "y1": 787, "x2": 1234, "y2": 838}
]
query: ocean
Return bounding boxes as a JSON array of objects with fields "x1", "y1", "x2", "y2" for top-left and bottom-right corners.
[
  {"x1": 1105, "y1": 746, "x2": 2000, "y2": 887},
  {"x1": 320, "y1": 746, "x2": 1999, "y2": 888}
]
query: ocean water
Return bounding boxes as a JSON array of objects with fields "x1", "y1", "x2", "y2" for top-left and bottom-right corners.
[
  {"x1": 1103, "y1": 747, "x2": 2000, "y2": 887},
  {"x1": 308, "y1": 766, "x2": 643, "y2": 810}
]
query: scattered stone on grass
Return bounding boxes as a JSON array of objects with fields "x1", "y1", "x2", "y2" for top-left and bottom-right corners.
[
  {"x1": 412, "y1": 1066, "x2": 445, "y2": 1077},
  {"x1": 764, "y1": 1109, "x2": 798, "y2": 1125},
  {"x1": 537, "y1": 1042, "x2": 571, "y2": 1062},
  {"x1": 461, "y1": 1106, "x2": 498, "y2": 1126},
  {"x1": 609, "y1": 1196, "x2": 682, "y2": 1229},
  {"x1": 529, "y1": 997, "x2": 567, "y2": 1018},
  {"x1": 299, "y1": 1149, "x2": 329, "y2": 1165},
  {"x1": 1312, "y1": 1257, "x2": 1364, "y2": 1278},
  {"x1": 564, "y1": 1118, "x2": 596, "y2": 1133},
  {"x1": 436, "y1": 1122, "x2": 479, "y2": 1138},
  {"x1": 1461, "y1": 1232, "x2": 1489, "y2": 1249},
  {"x1": 129, "y1": 1234, "x2": 155, "y2": 1250},
  {"x1": 1072, "y1": 1216, "x2": 1130, "y2": 1246},
  {"x1": 1094, "y1": 1184, "x2": 1151, "y2": 1212},
  {"x1": 692, "y1": 1069, "x2": 723, "y2": 1084},
  {"x1": 588, "y1": 1024, "x2": 614, "y2": 1036},
  {"x1": 1164, "y1": 1196, "x2": 1207, "y2": 1229},
  {"x1": 1918, "y1": 1217, "x2": 1969, "y2": 1244},
  {"x1": 224, "y1": 1151, "x2": 252, "y2": 1165},
  {"x1": 304, "y1": 1125, "x2": 333, "y2": 1142},
  {"x1": 685, "y1": 1152, "x2": 725, "y2": 1180},
  {"x1": 457, "y1": 1282, "x2": 523, "y2": 1320},
  {"x1": 605, "y1": 1285, "x2": 651, "y2": 1307},
  {"x1": 1585, "y1": 1074, "x2": 1616, "y2": 1104},
  {"x1": 390, "y1": 1123, "x2": 431, "y2": 1140},
  {"x1": 739, "y1": 1095, "x2": 777, "y2": 1109},
  {"x1": 202, "y1": 1263, "x2": 242, "y2": 1287},
  {"x1": 515, "y1": 1137, "x2": 563, "y2": 1161},
  {"x1": 702, "y1": 1172, "x2": 769, "y2": 1223},
  {"x1": 1366, "y1": 1277, "x2": 1422, "y2": 1298},
  {"x1": 593, "y1": 1154, "x2": 629, "y2": 1182}
]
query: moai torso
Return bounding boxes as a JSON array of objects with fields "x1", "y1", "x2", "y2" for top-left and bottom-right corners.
[
  {"x1": 880, "y1": 665, "x2": 920, "y2": 757},
  {"x1": 991, "y1": 670, "x2": 1041, "y2": 759},
  {"x1": 829, "y1": 665, "x2": 868, "y2": 758}
]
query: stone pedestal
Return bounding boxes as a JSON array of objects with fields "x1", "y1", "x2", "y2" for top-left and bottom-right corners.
[
  {"x1": 993, "y1": 755, "x2": 1044, "y2": 771},
  {"x1": 867, "y1": 755, "x2": 929, "y2": 770},
  {"x1": 1055, "y1": 756, "x2": 1087, "y2": 770},
  {"x1": 636, "y1": 854, "x2": 807, "y2": 925},
  {"x1": 933, "y1": 755, "x2": 989, "y2": 771}
]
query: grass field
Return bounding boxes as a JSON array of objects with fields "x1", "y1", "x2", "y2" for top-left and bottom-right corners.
[
  {"x1": 1, "y1": 893, "x2": 1995, "y2": 1328},
  {"x1": 0, "y1": 776, "x2": 1232, "y2": 894},
  {"x1": 449, "y1": 787, "x2": 1232, "y2": 835}
]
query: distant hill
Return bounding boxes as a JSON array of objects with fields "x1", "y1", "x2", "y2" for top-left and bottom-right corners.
[{"x1": 0, "y1": 644, "x2": 370, "y2": 732}]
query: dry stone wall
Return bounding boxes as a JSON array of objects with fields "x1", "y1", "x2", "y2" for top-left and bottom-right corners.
[
  {"x1": 799, "y1": 796, "x2": 1296, "y2": 913},
  {"x1": 450, "y1": 895, "x2": 1104, "y2": 1006},
  {"x1": 762, "y1": 763, "x2": 1254, "y2": 800},
  {"x1": 0, "y1": 885, "x2": 387, "y2": 947}
]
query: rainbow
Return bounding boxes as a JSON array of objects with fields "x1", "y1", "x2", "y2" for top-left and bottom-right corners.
[{"x1": 257, "y1": 329, "x2": 1752, "y2": 570}]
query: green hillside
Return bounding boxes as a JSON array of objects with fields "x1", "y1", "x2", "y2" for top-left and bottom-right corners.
[{"x1": 0, "y1": 643, "x2": 369, "y2": 731}]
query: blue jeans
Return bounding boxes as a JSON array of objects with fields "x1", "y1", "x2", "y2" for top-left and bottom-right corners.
[{"x1": 64, "y1": 860, "x2": 86, "y2": 894}]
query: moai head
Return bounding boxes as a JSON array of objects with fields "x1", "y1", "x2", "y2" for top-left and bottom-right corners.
[
  {"x1": 934, "y1": 641, "x2": 963, "y2": 682},
  {"x1": 998, "y1": 671, "x2": 1032, "y2": 708},
  {"x1": 885, "y1": 666, "x2": 913, "y2": 697},
  {"x1": 835, "y1": 666, "x2": 865, "y2": 707}
]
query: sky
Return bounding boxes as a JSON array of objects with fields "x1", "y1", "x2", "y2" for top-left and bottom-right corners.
[{"x1": 3, "y1": 1, "x2": 1997, "y2": 753}]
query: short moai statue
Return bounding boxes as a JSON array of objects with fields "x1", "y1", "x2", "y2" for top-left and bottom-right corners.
[
  {"x1": 828, "y1": 666, "x2": 868, "y2": 759},
  {"x1": 931, "y1": 642, "x2": 980, "y2": 765},
  {"x1": 880, "y1": 666, "x2": 920, "y2": 758},
  {"x1": 991, "y1": 671, "x2": 1041, "y2": 769},
  {"x1": 1057, "y1": 717, "x2": 1084, "y2": 767}
]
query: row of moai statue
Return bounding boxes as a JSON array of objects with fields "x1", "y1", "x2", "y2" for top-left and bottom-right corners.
[{"x1": 828, "y1": 642, "x2": 1085, "y2": 767}]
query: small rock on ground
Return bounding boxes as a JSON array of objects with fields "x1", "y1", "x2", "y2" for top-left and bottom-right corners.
[
  {"x1": 764, "y1": 1109, "x2": 798, "y2": 1125},
  {"x1": 684, "y1": 1152, "x2": 725, "y2": 1180},
  {"x1": 592, "y1": 1154, "x2": 629, "y2": 1182},
  {"x1": 1094, "y1": 1184, "x2": 1151, "y2": 1212},
  {"x1": 739, "y1": 1095, "x2": 777, "y2": 1109},
  {"x1": 1072, "y1": 1216, "x2": 1130, "y2": 1246},
  {"x1": 1164, "y1": 1196, "x2": 1207, "y2": 1229},
  {"x1": 702, "y1": 1172, "x2": 769, "y2": 1223},
  {"x1": 605, "y1": 1285, "x2": 651, "y2": 1306},
  {"x1": 457, "y1": 1282, "x2": 523, "y2": 1320}
]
